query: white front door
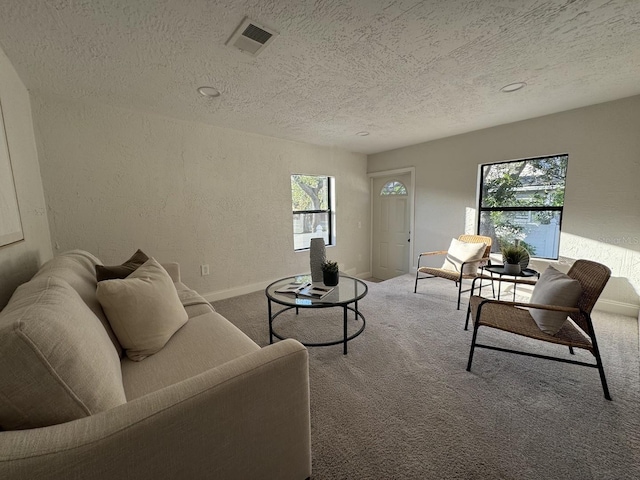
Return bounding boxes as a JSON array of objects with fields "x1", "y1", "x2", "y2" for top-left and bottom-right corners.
[{"x1": 372, "y1": 173, "x2": 411, "y2": 280}]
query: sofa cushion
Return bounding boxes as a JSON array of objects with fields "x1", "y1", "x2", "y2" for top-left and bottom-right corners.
[
  {"x1": 175, "y1": 282, "x2": 216, "y2": 318},
  {"x1": 96, "y1": 249, "x2": 149, "y2": 282},
  {"x1": 530, "y1": 266, "x2": 583, "y2": 335},
  {"x1": 442, "y1": 238, "x2": 486, "y2": 275},
  {"x1": 33, "y1": 250, "x2": 123, "y2": 356},
  {"x1": 97, "y1": 258, "x2": 188, "y2": 361},
  {"x1": 0, "y1": 276, "x2": 126, "y2": 430},
  {"x1": 121, "y1": 311, "x2": 259, "y2": 400}
]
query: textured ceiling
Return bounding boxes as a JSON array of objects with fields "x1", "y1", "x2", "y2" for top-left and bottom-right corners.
[{"x1": 0, "y1": 0, "x2": 639, "y2": 154}]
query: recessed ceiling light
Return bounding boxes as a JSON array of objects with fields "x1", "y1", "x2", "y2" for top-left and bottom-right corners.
[
  {"x1": 197, "y1": 86, "x2": 221, "y2": 98},
  {"x1": 500, "y1": 82, "x2": 527, "y2": 93},
  {"x1": 355, "y1": 131, "x2": 370, "y2": 136}
]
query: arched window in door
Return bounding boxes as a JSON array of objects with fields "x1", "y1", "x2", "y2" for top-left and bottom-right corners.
[{"x1": 380, "y1": 180, "x2": 407, "y2": 196}]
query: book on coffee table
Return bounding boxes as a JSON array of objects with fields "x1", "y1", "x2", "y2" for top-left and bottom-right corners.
[{"x1": 275, "y1": 282, "x2": 334, "y2": 299}]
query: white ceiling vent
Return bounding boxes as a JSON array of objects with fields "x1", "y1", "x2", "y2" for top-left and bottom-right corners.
[{"x1": 226, "y1": 17, "x2": 278, "y2": 56}]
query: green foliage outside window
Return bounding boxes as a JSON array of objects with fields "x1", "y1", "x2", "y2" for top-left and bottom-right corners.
[
  {"x1": 291, "y1": 175, "x2": 331, "y2": 243},
  {"x1": 480, "y1": 155, "x2": 568, "y2": 256},
  {"x1": 291, "y1": 175, "x2": 328, "y2": 211}
]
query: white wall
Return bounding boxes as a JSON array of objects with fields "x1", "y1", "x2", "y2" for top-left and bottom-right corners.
[
  {"x1": 31, "y1": 95, "x2": 370, "y2": 299},
  {"x1": 0, "y1": 47, "x2": 52, "y2": 308},
  {"x1": 369, "y1": 96, "x2": 640, "y2": 315}
]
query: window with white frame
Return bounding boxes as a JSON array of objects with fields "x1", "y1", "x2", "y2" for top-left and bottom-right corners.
[
  {"x1": 291, "y1": 174, "x2": 335, "y2": 250},
  {"x1": 478, "y1": 154, "x2": 568, "y2": 259}
]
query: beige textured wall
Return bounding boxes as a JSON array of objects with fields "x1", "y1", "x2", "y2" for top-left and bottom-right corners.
[
  {"x1": 369, "y1": 96, "x2": 640, "y2": 314},
  {"x1": 31, "y1": 95, "x2": 370, "y2": 299},
  {"x1": 0, "y1": 48, "x2": 52, "y2": 308}
]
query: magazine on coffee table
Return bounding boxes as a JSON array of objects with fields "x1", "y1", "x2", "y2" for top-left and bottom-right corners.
[{"x1": 275, "y1": 282, "x2": 334, "y2": 299}]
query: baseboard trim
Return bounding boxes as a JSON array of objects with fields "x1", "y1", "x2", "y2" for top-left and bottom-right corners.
[
  {"x1": 594, "y1": 299, "x2": 640, "y2": 318},
  {"x1": 202, "y1": 280, "x2": 270, "y2": 303}
]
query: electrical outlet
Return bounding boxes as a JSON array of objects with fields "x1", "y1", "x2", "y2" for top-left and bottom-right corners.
[{"x1": 201, "y1": 264, "x2": 210, "y2": 276}]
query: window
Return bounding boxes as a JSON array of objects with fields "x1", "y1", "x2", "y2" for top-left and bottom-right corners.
[
  {"x1": 478, "y1": 154, "x2": 568, "y2": 259},
  {"x1": 380, "y1": 180, "x2": 407, "y2": 195},
  {"x1": 292, "y1": 174, "x2": 335, "y2": 250}
]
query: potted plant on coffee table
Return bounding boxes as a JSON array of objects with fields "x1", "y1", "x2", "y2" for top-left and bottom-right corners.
[
  {"x1": 500, "y1": 243, "x2": 529, "y2": 275},
  {"x1": 322, "y1": 260, "x2": 340, "y2": 286}
]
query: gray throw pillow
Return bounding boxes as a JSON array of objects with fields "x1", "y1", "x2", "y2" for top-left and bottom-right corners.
[{"x1": 529, "y1": 266, "x2": 582, "y2": 335}]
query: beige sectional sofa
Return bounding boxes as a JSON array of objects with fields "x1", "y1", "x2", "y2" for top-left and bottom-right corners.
[{"x1": 0, "y1": 250, "x2": 311, "y2": 480}]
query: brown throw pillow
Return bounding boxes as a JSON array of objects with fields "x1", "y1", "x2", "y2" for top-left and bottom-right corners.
[{"x1": 96, "y1": 249, "x2": 149, "y2": 282}]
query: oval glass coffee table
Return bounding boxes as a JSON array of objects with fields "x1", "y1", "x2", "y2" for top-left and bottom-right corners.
[{"x1": 265, "y1": 274, "x2": 367, "y2": 354}]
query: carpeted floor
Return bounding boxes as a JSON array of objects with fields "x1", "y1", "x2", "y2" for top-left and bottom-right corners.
[{"x1": 212, "y1": 274, "x2": 640, "y2": 480}]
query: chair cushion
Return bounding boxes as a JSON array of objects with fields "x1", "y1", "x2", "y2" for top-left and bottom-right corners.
[
  {"x1": 529, "y1": 266, "x2": 583, "y2": 335},
  {"x1": 97, "y1": 258, "x2": 188, "y2": 361},
  {"x1": 442, "y1": 238, "x2": 486, "y2": 275},
  {"x1": 0, "y1": 276, "x2": 126, "y2": 430}
]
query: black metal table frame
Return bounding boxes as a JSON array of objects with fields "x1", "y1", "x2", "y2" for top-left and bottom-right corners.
[
  {"x1": 481, "y1": 265, "x2": 539, "y2": 301},
  {"x1": 266, "y1": 275, "x2": 368, "y2": 355}
]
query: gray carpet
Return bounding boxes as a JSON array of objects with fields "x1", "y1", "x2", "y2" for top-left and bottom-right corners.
[{"x1": 212, "y1": 274, "x2": 640, "y2": 480}]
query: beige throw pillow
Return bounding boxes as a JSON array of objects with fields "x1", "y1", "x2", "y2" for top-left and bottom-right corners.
[
  {"x1": 442, "y1": 238, "x2": 486, "y2": 275},
  {"x1": 97, "y1": 258, "x2": 188, "y2": 361},
  {"x1": 529, "y1": 266, "x2": 583, "y2": 335}
]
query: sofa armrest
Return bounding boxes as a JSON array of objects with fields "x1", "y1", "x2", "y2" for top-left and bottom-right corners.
[
  {"x1": 161, "y1": 262, "x2": 181, "y2": 283},
  {"x1": 0, "y1": 339, "x2": 311, "y2": 480}
]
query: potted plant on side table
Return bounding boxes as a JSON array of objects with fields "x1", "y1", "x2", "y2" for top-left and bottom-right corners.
[
  {"x1": 500, "y1": 243, "x2": 529, "y2": 275},
  {"x1": 322, "y1": 260, "x2": 340, "y2": 286}
]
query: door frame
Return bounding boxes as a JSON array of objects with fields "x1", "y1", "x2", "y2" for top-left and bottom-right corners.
[{"x1": 368, "y1": 167, "x2": 416, "y2": 277}]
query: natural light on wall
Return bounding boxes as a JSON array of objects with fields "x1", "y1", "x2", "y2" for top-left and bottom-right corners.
[
  {"x1": 466, "y1": 207, "x2": 639, "y2": 314},
  {"x1": 560, "y1": 232, "x2": 640, "y2": 299}
]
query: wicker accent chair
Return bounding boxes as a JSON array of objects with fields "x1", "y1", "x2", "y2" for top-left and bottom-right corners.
[
  {"x1": 414, "y1": 234, "x2": 492, "y2": 309},
  {"x1": 465, "y1": 259, "x2": 612, "y2": 400}
]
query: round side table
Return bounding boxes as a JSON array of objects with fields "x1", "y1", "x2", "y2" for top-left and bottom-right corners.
[{"x1": 482, "y1": 265, "x2": 539, "y2": 301}]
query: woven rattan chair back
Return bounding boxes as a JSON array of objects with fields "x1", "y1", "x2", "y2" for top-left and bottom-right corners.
[
  {"x1": 457, "y1": 235, "x2": 492, "y2": 259},
  {"x1": 566, "y1": 260, "x2": 611, "y2": 333}
]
